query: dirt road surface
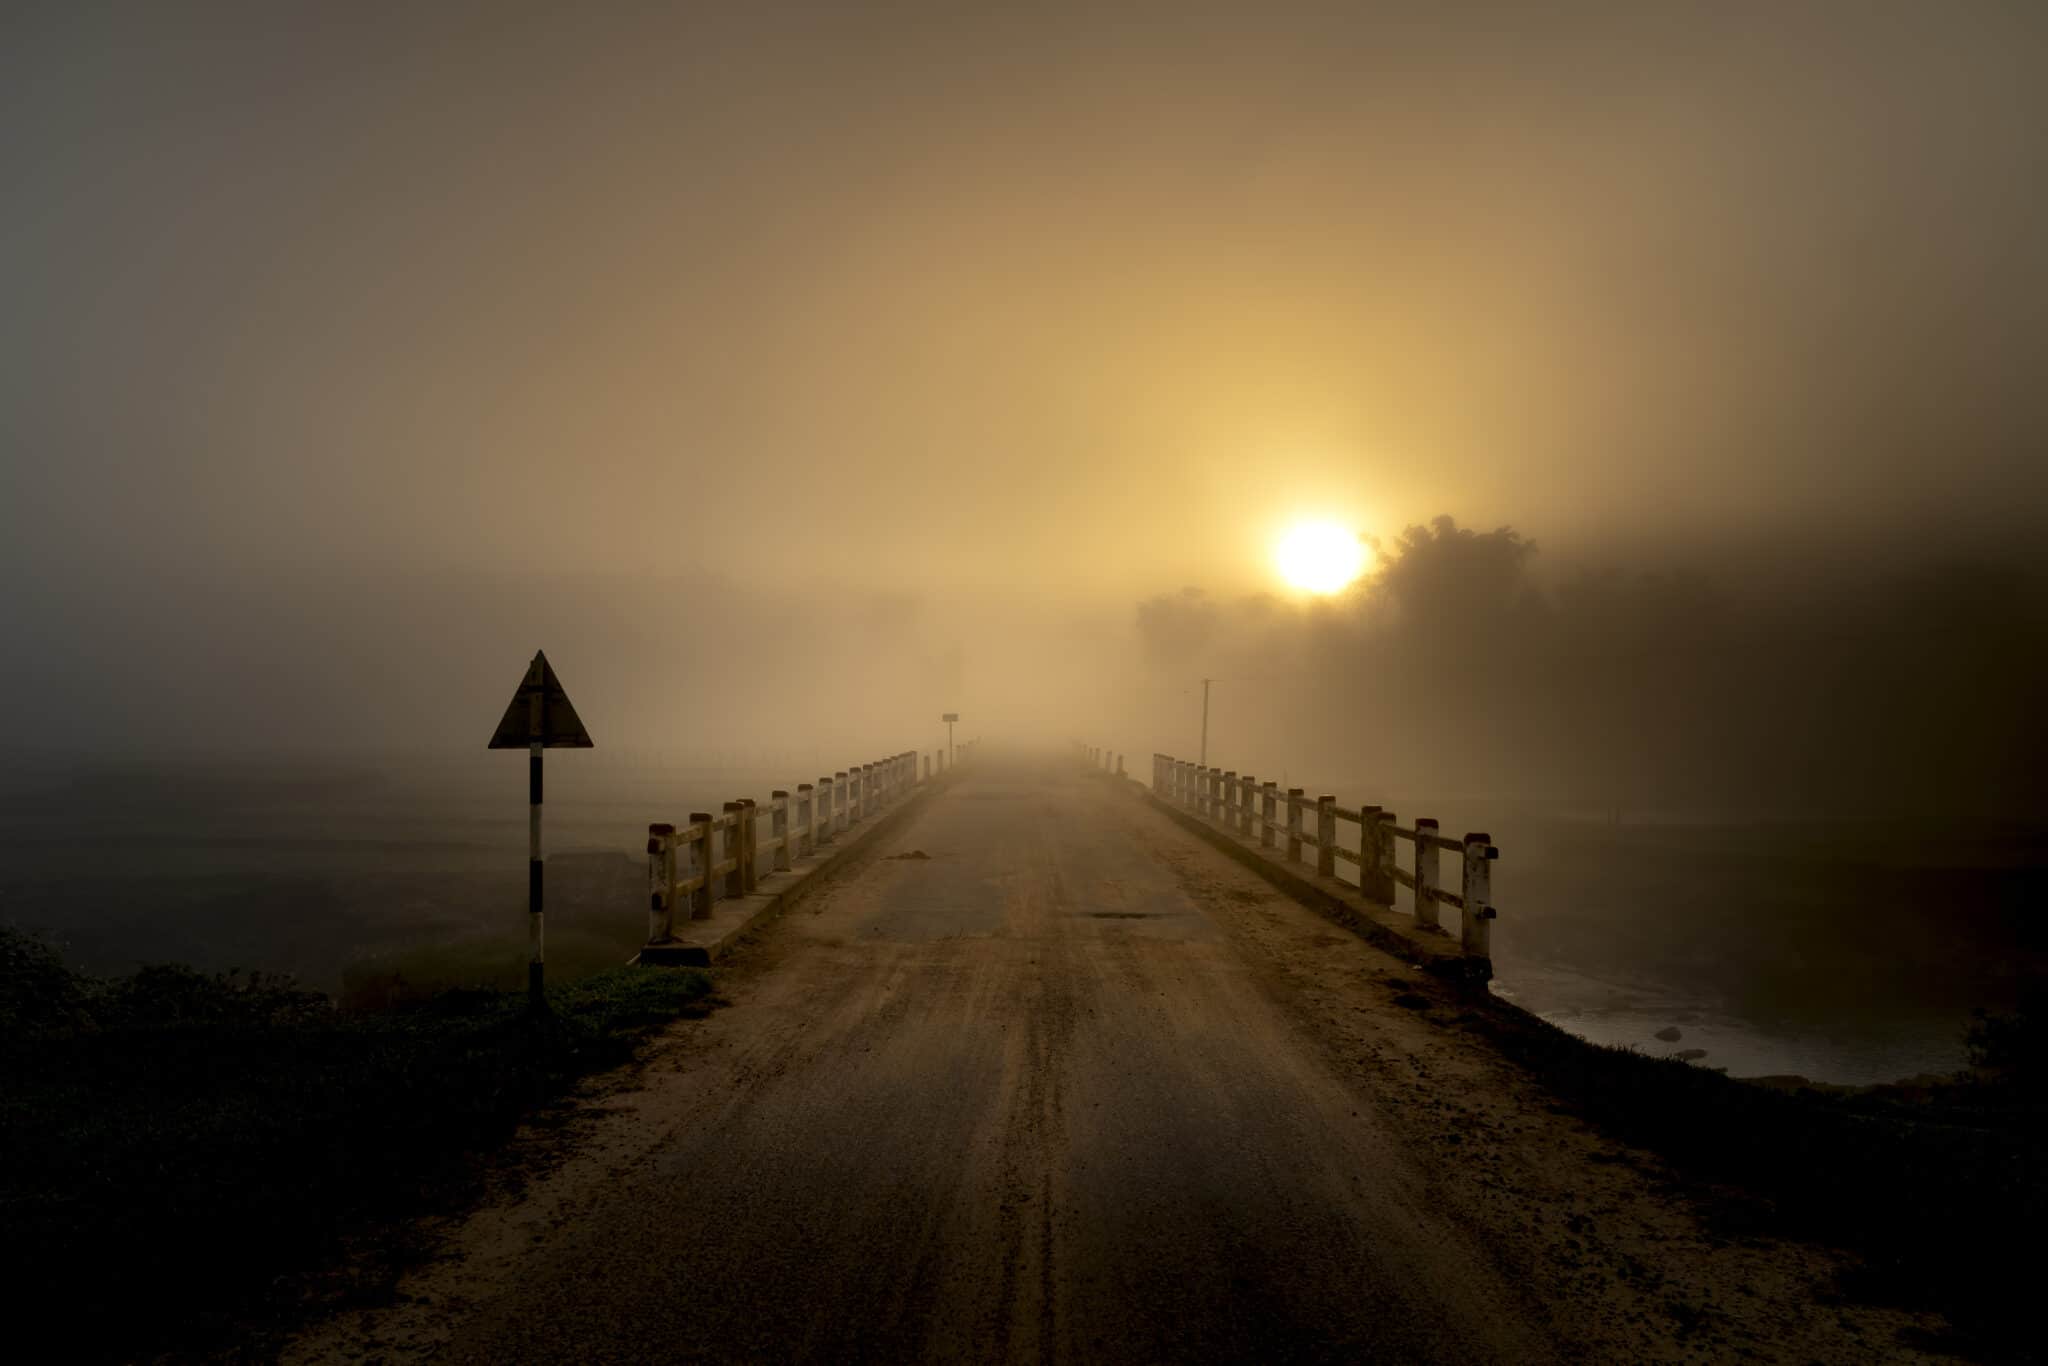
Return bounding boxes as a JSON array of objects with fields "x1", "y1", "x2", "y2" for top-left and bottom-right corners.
[{"x1": 288, "y1": 759, "x2": 1937, "y2": 1364}]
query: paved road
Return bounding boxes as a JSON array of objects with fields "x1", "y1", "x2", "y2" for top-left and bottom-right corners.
[{"x1": 292, "y1": 759, "x2": 1932, "y2": 1364}]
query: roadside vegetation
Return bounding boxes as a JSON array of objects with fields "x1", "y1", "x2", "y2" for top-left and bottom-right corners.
[
  {"x1": 0, "y1": 925, "x2": 714, "y2": 1362},
  {"x1": 1470, "y1": 986, "x2": 2045, "y2": 1362}
]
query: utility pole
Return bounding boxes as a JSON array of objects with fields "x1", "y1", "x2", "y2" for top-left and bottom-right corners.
[{"x1": 1199, "y1": 677, "x2": 1213, "y2": 766}]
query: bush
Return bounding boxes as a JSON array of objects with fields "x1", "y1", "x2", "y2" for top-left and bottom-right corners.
[
  {"x1": 1966, "y1": 986, "x2": 2047, "y2": 1087},
  {"x1": 0, "y1": 925, "x2": 95, "y2": 1037}
]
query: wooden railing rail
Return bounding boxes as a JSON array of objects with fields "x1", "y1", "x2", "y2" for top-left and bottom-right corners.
[
  {"x1": 1140, "y1": 750, "x2": 1498, "y2": 957},
  {"x1": 646, "y1": 747, "x2": 957, "y2": 944}
]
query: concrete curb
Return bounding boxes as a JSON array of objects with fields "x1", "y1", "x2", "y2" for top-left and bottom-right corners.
[
  {"x1": 1105, "y1": 774, "x2": 1490, "y2": 987},
  {"x1": 637, "y1": 778, "x2": 955, "y2": 967}
]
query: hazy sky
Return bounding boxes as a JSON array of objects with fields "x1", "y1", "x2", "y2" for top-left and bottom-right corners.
[{"x1": 5, "y1": 2, "x2": 2046, "y2": 751}]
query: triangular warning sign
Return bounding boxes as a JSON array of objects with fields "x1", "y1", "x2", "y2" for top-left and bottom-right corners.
[{"x1": 487, "y1": 650, "x2": 594, "y2": 749}]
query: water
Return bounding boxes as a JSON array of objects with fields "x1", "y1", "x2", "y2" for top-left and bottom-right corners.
[
  {"x1": 1225, "y1": 774, "x2": 2044, "y2": 1084},
  {"x1": 1336, "y1": 798, "x2": 2044, "y2": 1083},
  {"x1": 1486, "y1": 961, "x2": 1969, "y2": 1086},
  {"x1": 0, "y1": 750, "x2": 812, "y2": 992}
]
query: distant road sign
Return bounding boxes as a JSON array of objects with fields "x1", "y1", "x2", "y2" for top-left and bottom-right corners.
[
  {"x1": 488, "y1": 650, "x2": 594, "y2": 749},
  {"x1": 941, "y1": 712, "x2": 959, "y2": 722}
]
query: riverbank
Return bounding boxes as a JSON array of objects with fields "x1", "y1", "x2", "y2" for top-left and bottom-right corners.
[
  {"x1": 1462, "y1": 986, "x2": 2045, "y2": 1361},
  {"x1": 0, "y1": 927, "x2": 716, "y2": 1362}
]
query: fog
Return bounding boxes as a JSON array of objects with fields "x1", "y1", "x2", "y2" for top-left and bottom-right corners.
[
  {"x1": 5, "y1": 1, "x2": 2046, "y2": 801},
  {"x1": 1124, "y1": 518, "x2": 2048, "y2": 817}
]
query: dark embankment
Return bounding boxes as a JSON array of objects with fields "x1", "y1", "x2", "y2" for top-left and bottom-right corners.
[
  {"x1": 0, "y1": 926, "x2": 713, "y2": 1362},
  {"x1": 1467, "y1": 988, "x2": 2046, "y2": 1362}
]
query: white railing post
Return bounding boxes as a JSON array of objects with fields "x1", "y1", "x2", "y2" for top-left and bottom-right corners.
[
  {"x1": 721, "y1": 803, "x2": 745, "y2": 899},
  {"x1": 1285, "y1": 788, "x2": 1304, "y2": 862},
  {"x1": 1238, "y1": 775, "x2": 1254, "y2": 836},
  {"x1": 689, "y1": 813, "x2": 714, "y2": 919},
  {"x1": 1116, "y1": 753, "x2": 1125, "y2": 777},
  {"x1": 798, "y1": 784, "x2": 815, "y2": 856},
  {"x1": 647, "y1": 823, "x2": 675, "y2": 942},
  {"x1": 1462, "y1": 831, "x2": 1496, "y2": 957},
  {"x1": 1261, "y1": 782, "x2": 1278, "y2": 848},
  {"x1": 1316, "y1": 795, "x2": 1336, "y2": 877},
  {"x1": 1221, "y1": 771, "x2": 1237, "y2": 829},
  {"x1": 1360, "y1": 806, "x2": 1394, "y2": 903},
  {"x1": 743, "y1": 800, "x2": 762, "y2": 893},
  {"x1": 772, "y1": 791, "x2": 791, "y2": 872},
  {"x1": 1414, "y1": 817, "x2": 1441, "y2": 930}
]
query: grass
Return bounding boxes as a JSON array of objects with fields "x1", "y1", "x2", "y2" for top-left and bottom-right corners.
[
  {"x1": 0, "y1": 927, "x2": 714, "y2": 1362},
  {"x1": 1465, "y1": 992, "x2": 2046, "y2": 1362},
  {"x1": 336, "y1": 925, "x2": 647, "y2": 1009}
]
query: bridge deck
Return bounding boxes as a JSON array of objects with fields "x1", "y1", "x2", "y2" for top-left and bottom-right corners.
[{"x1": 290, "y1": 758, "x2": 1915, "y2": 1364}]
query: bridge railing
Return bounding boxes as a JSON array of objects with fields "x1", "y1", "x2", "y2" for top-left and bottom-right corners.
[
  {"x1": 1139, "y1": 751, "x2": 1497, "y2": 958},
  {"x1": 645, "y1": 747, "x2": 955, "y2": 943}
]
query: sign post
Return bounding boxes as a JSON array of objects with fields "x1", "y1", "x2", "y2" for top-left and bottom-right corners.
[
  {"x1": 941, "y1": 712, "x2": 959, "y2": 768},
  {"x1": 489, "y1": 650, "x2": 593, "y2": 1013}
]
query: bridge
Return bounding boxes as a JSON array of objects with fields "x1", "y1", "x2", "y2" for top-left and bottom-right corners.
[
  {"x1": 633, "y1": 742, "x2": 1494, "y2": 986},
  {"x1": 289, "y1": 747, "x2": 1909, "y2": 1364}
]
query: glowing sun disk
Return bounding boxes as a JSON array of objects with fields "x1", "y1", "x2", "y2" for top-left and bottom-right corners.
[{"x1": 1275, "y1": 521, "x2": 1367, "y2": 594}]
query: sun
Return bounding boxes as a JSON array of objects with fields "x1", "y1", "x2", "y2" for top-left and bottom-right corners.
[{"x1": 1274, "y1": 520, "x2": 1368, "y2": 594}]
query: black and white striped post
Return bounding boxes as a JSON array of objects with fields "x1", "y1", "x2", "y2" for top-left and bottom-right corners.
[
  {"x1": 489, "y1": 650, "x2": 593, "y2": 1015},
  {"x1": 528, "y1": 723, "x2": 543, "y2": 1010}
]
